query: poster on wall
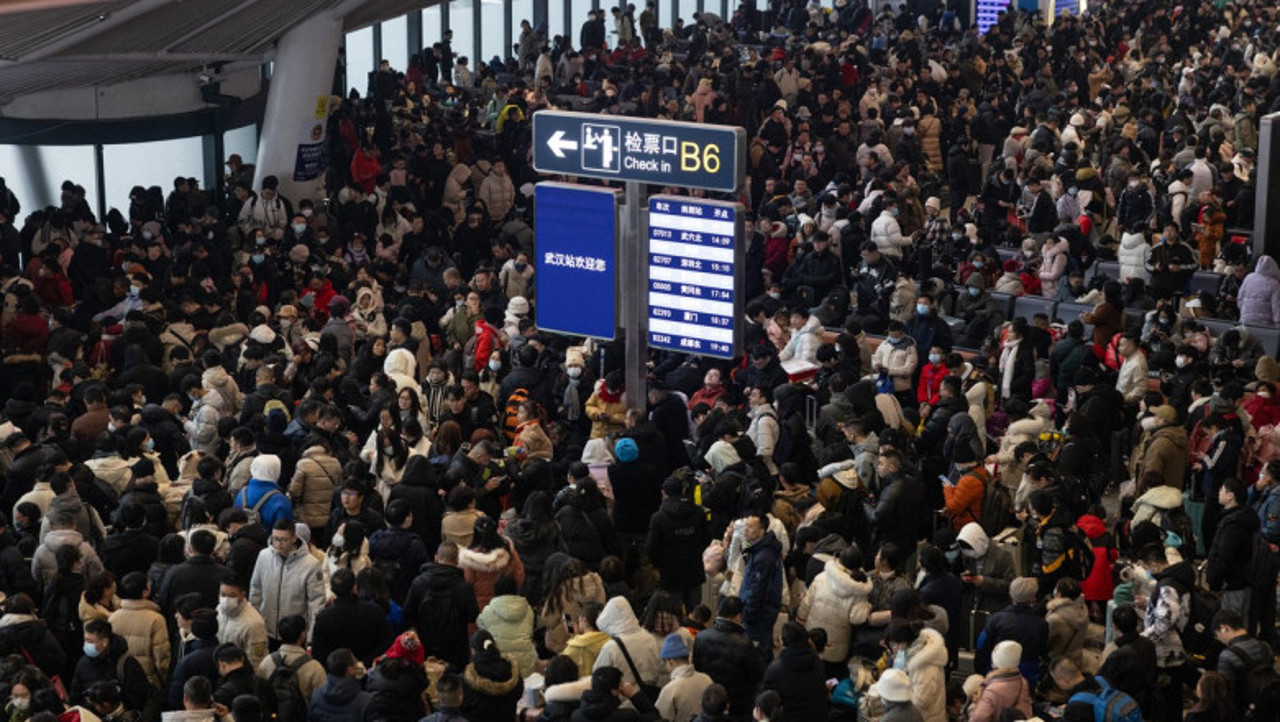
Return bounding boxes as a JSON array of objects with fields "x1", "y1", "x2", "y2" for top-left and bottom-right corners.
[{"x1": 292, "y1": 95, "x2": 330, "y2": 181}]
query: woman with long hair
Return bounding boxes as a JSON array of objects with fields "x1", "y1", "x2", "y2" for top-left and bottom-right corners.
[
  {"x1": 78, "y1": 570, "x2": 119, "y2": 626},
  {"x1": 506, "y1": 492, "x2": 561, "y2": 605},
  {"x1": 351, "y1": 334, "x2": 389, "y2": 383},
  {"x1": 537, "y1": 554, "x2": 605, "y2": 655},
  {"x1": 395, "y1": 386, "x2": 430, "y2": 434},
  {"x1": 1184, "y1": 671, "x2": 1235, "y2": 722},
  {"x1": 459, "y1": 516, "x2": 524, "y2": 613}
]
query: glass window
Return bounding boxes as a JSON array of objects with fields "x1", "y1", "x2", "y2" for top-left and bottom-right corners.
[
  {"x1": 102, "y1": 137, "x2": 204, "y2": 213},
  {"x1": 450, "y1": 0, "x2": 476, "y2": 75},
  {"x1": 570, "y1": 0, "x2": 594, "y2": 46},
  {"x1": 382, "y1": 15, "x2": 409, "y2": 70},
  {"x1": 423, "y1": 6, "x2": 443, "y2": 47},
  {"x1": 345, "y1": 26, "x2": 375, "y2": 95},
  {"x1": 480, "y1": 0, "x2": 505, "y2": 65},
  {"x1": 224, "y1": 124, "x2": 259, "y2": 172},
  {"x1": 0, "y1": 145, "x2": 99, "y2": 219},
  {"x1": 512, "y1": 0, "x2": 534, "y2": 55},
  {"x1": 678, "y1": 0, "x2": 699, "y2": 26}
]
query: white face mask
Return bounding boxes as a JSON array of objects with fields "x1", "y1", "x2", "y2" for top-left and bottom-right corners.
[
  {"x1": 567, "y1": 367, "x2": 583, "y2": 379},
  {"x1": 219, "y1": 596, "x2": 243, "y2": 615},
  {"x1": 1175, "y1": 356, "x2": 1190, "y2": 369},
  {"x1": 11, "y1": 697, "x2": 28, "y2": 711},
  {"x1": 1140, "y1": 416, "x2": 1161, "y2": 431}
]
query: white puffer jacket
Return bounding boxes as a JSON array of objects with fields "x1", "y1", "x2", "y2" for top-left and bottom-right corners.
[
  {"x1": 797, "y1": 558, "x2": 873, "y2": 662},
  {"x1": 905, "y1": 627, "x2": 949, "y2": 722},
  {"x1": 1117, "y1": 231, "x2": 1151, "y2": 282}
]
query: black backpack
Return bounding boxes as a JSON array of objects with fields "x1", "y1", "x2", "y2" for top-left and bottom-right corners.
[
  {"x1": 268, "y1": 651, "x2": 311, "y2": 722},
  {"x1": 1239, "y1": 646, "x2": 1280, "y2": 721},
  {"x1": 979, "y1": 471, "x2": 1016, "y2": 537},
  {"x1": 1064, "y1": 526, "x2": 1095, "y2": 579}
]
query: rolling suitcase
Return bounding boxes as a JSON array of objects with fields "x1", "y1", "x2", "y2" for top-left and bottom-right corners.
[{"x1": 993, "y1": 526, "x2": 1025, "y2": 577}]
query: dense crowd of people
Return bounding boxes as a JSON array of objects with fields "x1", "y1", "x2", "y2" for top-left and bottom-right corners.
[{"x1": 2, "y1": 0, "x2": 1280, "y2": 720}]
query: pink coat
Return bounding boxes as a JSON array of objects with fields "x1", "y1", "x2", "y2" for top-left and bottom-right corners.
[{"x1": 970, "y1": 671, "x2": 1032, "y2": 722}]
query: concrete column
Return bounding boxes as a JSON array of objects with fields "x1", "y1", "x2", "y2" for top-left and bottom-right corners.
[
  {"x1": 252, "y1": 10, "x2": 345, "y2": 204},
  {"x1": 1255, "y1": 113, "x2": 1280, "y2": 260}
]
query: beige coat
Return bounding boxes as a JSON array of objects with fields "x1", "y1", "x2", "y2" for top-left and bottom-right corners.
[
  {"x1": 289, "y1": 447, "x2": 342, "y2": 529},
  {"x1": 584, "y1": 384, "x2": 627, "y2": 439},
  {"x1": 1046, "y1": 596, "x2": 1089, "y2": 670},
  {"x1": 539, "y1": 571, "x2": 606, "y2": 654},
  {"x1": 109, "y1": 599, "x2": 170, "y2": 687},
  {"x1": 442, "y1": 508, "x2": 485, "y2": 549}
]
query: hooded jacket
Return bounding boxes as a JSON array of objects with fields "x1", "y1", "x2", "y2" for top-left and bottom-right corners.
[
  {"x1": 970, "y1": 669, "x2": 1032, "y2": 722},
  {"x1": 201, "y1": 364, "x2": 243, "y2": 416},
  {"x1": 594, "y1": 597, "x2": 662, "y2": 687},
  {"x1": 32, "y1": 528, "x2": 103, "y2": 589},
  {"x1": 645, "y1": 496, "x2": 710, "y2": 592},
  {"x1": 1238, "y1": 256, "x2": 1280, "y2": 327},
  {"x1": 247, "y1": 540, "x2": 326, "y2": 639},
  {"x1": 570, "y1": 686, "x2": 660, "y2": 722},
  {"x1": 1038, "y1": 238, "x2": 1070, "y2": 298},
  {"x1": 796, "y1": 558, "x2": 873, "y2": 661},
  {"x1": 462, "y1": 649, "x2": 523, "y2": 722},
  {"x1": 403, "y1": 562, "x2": 478, "y2": 666},
  {"x1": 1076, "y1": 514, "x2": 1117, "y2": 602},
  {"x1": 1133, "y1": 423, "x2": 1189, "y2": 490},
  {"x1": 459, "y1": 544, "x2": 525, "y2": 612},
  {"x1": 903, "y1": 627, "x2": 949, "y2": 722},
  {"x1": 1117, "y1": 231, "x2": 1152, "y2": 282},
  {"x1": 476, "y1": 594, "x2": 536, "y2": 677}
]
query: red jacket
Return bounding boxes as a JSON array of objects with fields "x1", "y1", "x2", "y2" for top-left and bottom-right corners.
[
  {"x1": 300, "y1": 280, "x2": 336, "y2": 322},
  {"x1": 1077, "y1": 513, "x2": 1117, "y2": 602},
  {"x1": 4, "y1": 312, "x2": 50, "y2": 353},
  {"x1": 917, "y1": 362, "x2": 949, "y2": 405},
  {"x1": 472, "y1": 320, "x2": 500, "y2": 373},
  {"x1": 1245, "y1": 396, "x2": 1280, "y2": 430},
  {"x1": 34, "y1": 271, "x2": 73, "y2": 307},
  {"x1": 350, "y1": 150, "x2": 382, "y2": 193}
]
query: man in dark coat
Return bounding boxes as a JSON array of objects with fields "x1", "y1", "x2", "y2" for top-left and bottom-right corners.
[
  {"x1": 553, "y1": 466, "x2": 619, "y2": 569},
  {"x1": 867, "y1": 449, "x2": 921, "y2": 556},
  {"x1": 646, "y1": 477, "x2": 711, "y2": 613},
  {"x1": 310, "y1": 648, "x2": 379, "y2": 721},
  {"x1": 403, "y1": 541, "x2": 479, "y2": 668},
  {"x1": 367, "y1": 499, "x2": 432, "y2": 601},
  {"x1": 1205, "y1": 480, "x2": 1259, "y2": 618},
  {"x1": 739, "y1": 514, "x2": 783, "y2": 660},
  {"x1": 221, "y1": 510, "x2": 267, "y2": 584},
  {"x1": 644, "y1": 383, "x2": 691, "y2": 474},
  {"x1": 570, "y1": 666, "x2": 661, "y2": 722},
  {"x1": 167, "y1": 607, "x2": 219, "y2": 710},
  {"x1": 786, "y1": 233, "x2": 844, "y2": 301},
  {"x1": 70, "y1": 620, "x2": 151, "y2": 713},
  {"x1": 905, "y1": 294, "x2": 953, "y2": 355},
  {"x1": 1097, "y1": 603, "x2": 1156, "y2": 713},
  {"x1": 692, "y1": 596, "x2": 765, "y2": 721},
  {"x1": 157, "y1": 529, "x2": 231, "y2": 613},
  {"x1": 974, "y1": 577, "x2": 1050, "y2": 686},
  {"x1": 310, "y1": 568, "x2": 393, "y2": 667},
  {"x1": 101, "y1": 504, "x2": 160, "y2": 582}
]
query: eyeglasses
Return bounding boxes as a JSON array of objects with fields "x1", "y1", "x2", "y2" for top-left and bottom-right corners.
[{"x1": 269, "y1": 536, "x2": 294, "y2": 546}]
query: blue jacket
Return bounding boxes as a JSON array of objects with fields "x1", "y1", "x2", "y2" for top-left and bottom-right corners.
[
  {"x1": 975, "y1": 603, "x2": 1049, "y2": 686},
  {"x1": 234, "y1": 478, "x2": 293, "y2": 530},
  {"x1": 740, "y1": 531, "x2": 783, "y2": 623},
  {"x1": 1251, "y1": 483, "x2": 1280, "y2": 544}
]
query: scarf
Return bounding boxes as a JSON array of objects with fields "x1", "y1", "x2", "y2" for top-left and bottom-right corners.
[
  {"x1": 999, "y1": 339, "x2": 1020, "y2": 399},
  {"x1": 563, "y1": 379, "x2": 581, "y2": 421}
]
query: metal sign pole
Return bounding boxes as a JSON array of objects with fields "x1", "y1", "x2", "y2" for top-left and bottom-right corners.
[
  {"x1": 1254, "y1": 112, "x2": 1280, "y2": 261},
  {"x1": 624, "y1": 181, "x2": 648, "y2": 408}
]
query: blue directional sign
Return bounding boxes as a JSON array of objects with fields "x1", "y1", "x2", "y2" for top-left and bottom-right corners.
[
  {"x1": 646, "y1": 196, "x2": 744, "y2": 359},
  {"x1": 535, "y1": 183, "x2": 619, "y2": 340},
  {"x1": 533, "y1": 110, "x2": 746, "y2": 193}
]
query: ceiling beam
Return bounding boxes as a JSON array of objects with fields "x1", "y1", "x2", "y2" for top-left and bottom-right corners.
[
  {"x1": 2, "y1": 0, "x2": 175, "y2": 65},
  {"x1": 50, "y1": 51, "x2": 268, "y2": 63}
]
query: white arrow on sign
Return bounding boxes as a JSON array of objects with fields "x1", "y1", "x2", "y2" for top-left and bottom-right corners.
[{"x1": 546, "y1": 130, "x2": 579, "y2": 158}]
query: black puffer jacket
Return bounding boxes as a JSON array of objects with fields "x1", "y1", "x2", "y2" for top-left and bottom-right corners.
[
  {"x1": 553, "y1": 485, "x2": 618, "y2": 568},
  {"x1": 1207, "y1": 505, "x2": 1260, "y2": 591},
  {"x1": 645, "y1": 496, "x2": 710, "y2": 592},
  {"x1": 461, "y1": 652, "x2": 523, "y2": 722},
  {"x1": 226, "y1": 521, "x2": 267, "y2": 582},
  {"x1": 365, "y1": 657, "x2": 429, "y2": 722},
  {"x1": 691, "y1": 618, "x2": 764, "y2": 719},
  {"x1": 0, "y1": 616, "x2": 66, "y2": 678},
  {"x1": 389, "y1": 456, "x2": 444, "y2": 553},
  {"x1": 762, "y1": 643, "x2": 829, "y2": 720},
  {"x1": 115, "y1": 481, "x2": 168, "y2": 537}
]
